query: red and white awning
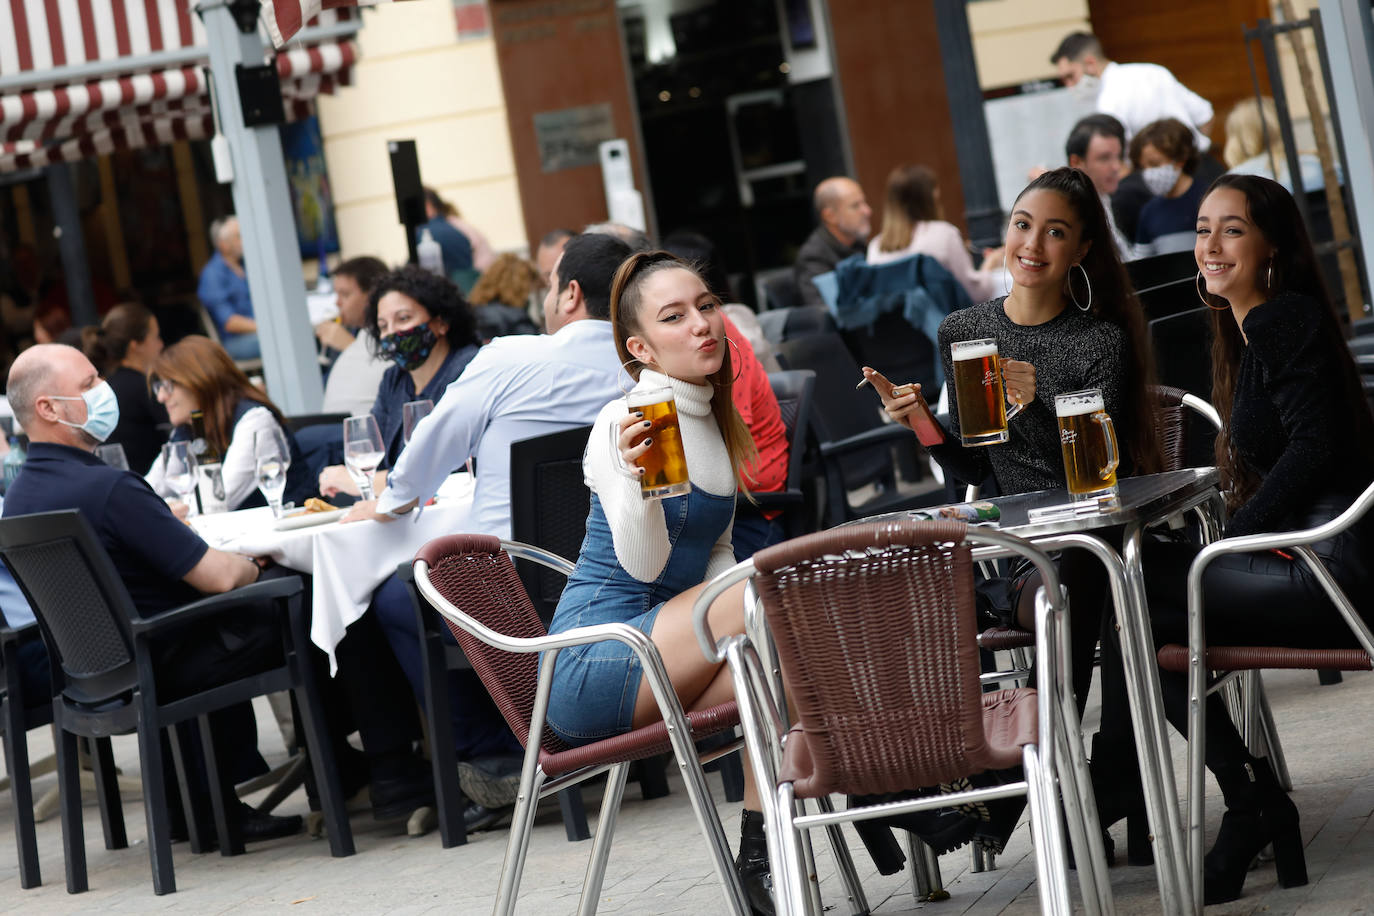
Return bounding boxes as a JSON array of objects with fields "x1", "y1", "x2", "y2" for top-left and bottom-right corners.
[
  {"x1": 0, "y1": 2, "x2": 360, "y2": 173},
  {"x1": 262, "y1": 0, "x2": 401, "y2": 47}
]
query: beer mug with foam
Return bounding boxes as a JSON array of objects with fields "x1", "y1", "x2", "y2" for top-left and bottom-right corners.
[
  {"x1": 950, "y1": 338, "x2": 1024, "y2": 446},
  {"x1": 1055, "y1": 388, "x2": 1120, "y2": 500},
  {"x1": 623, "y1": 386, "x2": 691, "y2": 500}
]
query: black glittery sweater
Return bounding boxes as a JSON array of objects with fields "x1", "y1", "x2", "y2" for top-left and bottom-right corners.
[
  {"x1": 928, "y1": 297, "x2": 1130, "y2": 496},
  {"x1": 1225, "y1": 291, "x2": 1374, "y2": 537}
]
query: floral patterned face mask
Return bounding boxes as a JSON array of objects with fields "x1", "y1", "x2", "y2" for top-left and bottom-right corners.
[{"x1": 378, "y1": 324, "x2": 438, "y2": 371}]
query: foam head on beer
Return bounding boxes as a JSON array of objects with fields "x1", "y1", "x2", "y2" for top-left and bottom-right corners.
[
  {"x1": 1055, "y1": 389, "x2": 1105, "y2": 417},
  {"x1": 952, "y1": 339, "x2": 999, "y2": 362}
]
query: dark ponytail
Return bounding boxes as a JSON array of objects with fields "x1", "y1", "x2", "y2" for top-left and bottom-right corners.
[{"x1": 85, "y1": 302, "x2": 155, "y2": 376}]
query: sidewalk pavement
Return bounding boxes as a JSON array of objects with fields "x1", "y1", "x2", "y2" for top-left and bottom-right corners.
[{"x1": 1, "y1": 668, "x2": 1370, "y2": 914}]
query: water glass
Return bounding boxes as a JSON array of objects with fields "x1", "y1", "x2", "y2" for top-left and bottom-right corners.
[
  {"x1": 254, "y1": 427, "x2": 291, "y2": 518},
  {"x1": 402, "y1": 399, "x2": 434, "y2": 444},
  {"x1": 343, "y1": 415, "x2": 385, "y2": 500},
  {"x1": 96, "y1": 443, "x2": 130, "y2": 470},
  {"x1": 161, "y1": 441, "x2": 198, "y2": 518}
]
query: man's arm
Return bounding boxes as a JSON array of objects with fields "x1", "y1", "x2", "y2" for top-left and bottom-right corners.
[
  {"x1": 182, "y1": 546, "x2": 260, "y2": 594},
  {"x1": 223, "y1": 314, "x2": 257, "y2": 334}
]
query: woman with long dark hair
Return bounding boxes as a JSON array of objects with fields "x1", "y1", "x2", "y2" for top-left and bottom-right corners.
[
  {"x1": 545, "y1": 250, "x2": 775, "y2": 913},
  {"x1": 84, "y1": 302, "x2": 169, "y2": 473},
  {"x1": 1109, "y1": 174, "x2": 1374, "y2": 903},
  {"x1": 145, "y1": 335, "x2": 313, "y2": 510},
  {"x1": 865, "y1": 166, "x2": 1162, "y2": 855}
]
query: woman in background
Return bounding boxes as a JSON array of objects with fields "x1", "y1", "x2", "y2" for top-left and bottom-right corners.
[
  {"x1": 84, "y1": 302, "x2": 169, "y2": 473},
  {"x1": 466, "y1": 253, "x2": 540, "y2": 342},
  {"x1": 867, "y1": 164, "x2": 1005, "y2": 303},
  {"x1": 1223, "y1": 96, "x2": 1331, "y2": 193},
  {"x1": 1132, "y1": 118, "x2": 1207, "y2": 257}
]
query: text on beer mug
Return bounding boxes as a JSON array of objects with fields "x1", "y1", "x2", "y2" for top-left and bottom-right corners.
[
  {"x1": 1055, "y1": 388, "x2": 1119, "y2": 501},
  {"x1": 950, "y1": 338, "x2": 1024, "y2": 447},
  {"x1": 622, "y1": 386, "x2": 691, "y2": 500}
]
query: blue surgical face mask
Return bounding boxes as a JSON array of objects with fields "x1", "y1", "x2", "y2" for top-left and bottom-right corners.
[{"x1": 49, "y1": 381, "x2": 121, "y2": 443}]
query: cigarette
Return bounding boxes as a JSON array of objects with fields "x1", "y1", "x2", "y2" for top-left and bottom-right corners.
[{"x1": 855, "y1": 376, "x2": 872, "y2": 390}]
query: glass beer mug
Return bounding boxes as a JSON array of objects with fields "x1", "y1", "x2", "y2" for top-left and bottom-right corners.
[
  {"x1": 951, "y1": 338, "x2": 1024, "y2": 446},
  {"x1": 622, "y1": 386, "x2": 691, "y2": 500},
  {"x1": 1055, "y1": 388, "x2": 1120, "y2": 500}
]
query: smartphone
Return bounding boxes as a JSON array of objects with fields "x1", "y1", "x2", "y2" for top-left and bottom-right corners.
[{"x1": 886, "y1": 383, "x2": 945, "y2": 447}]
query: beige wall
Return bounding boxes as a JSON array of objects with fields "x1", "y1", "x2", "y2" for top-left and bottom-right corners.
[
  {"x1": 968, "y1": 0, "x2": 1090, "y2": 89},
  {"x1": 316, "y1": 0, "x2": 527, "y2": 268}
]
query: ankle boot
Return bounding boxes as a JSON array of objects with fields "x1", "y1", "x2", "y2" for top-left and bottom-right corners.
[
  {"x1": 1087, "y1": 733, "x2": 1153, "y2": 866},
  {"x1": 1203, "y1": 755, "x2": 1307, "y2": 905},
  {"x1": 736, "y1": 809, "x2": 775, "y2": 916}
]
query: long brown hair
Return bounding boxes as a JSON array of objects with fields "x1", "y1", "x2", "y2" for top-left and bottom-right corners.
[
  {"x1": 608, "y1": 250, "x2": 757, "y2": 490},
  {"x1": 1016, "y1": 168, "x2": 1163, "y2": 475},
  {"x1": 877, "y1": 164, "x2": 941, "y2": 253},
  {"x1": 467, "y1": 253, "x2": 541, "y2": 309},
  {"x1": 152, "y1": 335, "x2": 284, "y2": 455},
  {"x1": 1200, "y1": 174, "x2": 1374, "y2": 510}
]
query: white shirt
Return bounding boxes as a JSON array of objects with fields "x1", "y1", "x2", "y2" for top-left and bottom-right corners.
[
  {"x1": 584, "y1": 369, "x2": 736, "y2": 584},
  {"x1": 322, "y1": 329, "x2": 389, "y2": 417},
  {"x1": 378, "y1": 319, "x2": 628, "y2": 539},
  {"x1": 146, "y1": 406, "x2": 286, "y2": 510},
  {"x1": 867, "y1": 220, "x2": 1002, "y2": 304},
  {"x1": 1096, "y1": 61, "x2": 1214, "y2": 151}
]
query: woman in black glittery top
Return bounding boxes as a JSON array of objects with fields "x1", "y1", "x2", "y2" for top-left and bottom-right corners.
[
  {"x1": 1109, "y1": 175, "x2": 1374, "y2": 904},
  {"x1": 864, "y1": 168, "x2": 1162, "y2": 855}
]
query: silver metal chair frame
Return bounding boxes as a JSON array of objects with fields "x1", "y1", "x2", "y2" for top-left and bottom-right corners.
[
  {"x1": 694, "y1": 526, "x2": 1114, "y2": 916},
  {"x1": 1183, "y1": 480, "x2": 1374, "y2": 912},
  {"x1": 413, "y1": 539, "x2": 749, "y2": 916}
]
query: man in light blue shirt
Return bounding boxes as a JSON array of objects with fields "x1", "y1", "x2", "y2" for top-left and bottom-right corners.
[{"x1": 340, "y1": 232, "x2": 633, "y2": 829}]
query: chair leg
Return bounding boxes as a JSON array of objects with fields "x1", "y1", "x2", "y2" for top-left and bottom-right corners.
[
  {"x1": 137, "y1": 721, "x2": 176, "y2": 895},
  {"x1": 89, "y1": 737, "x2": 127, "y2": 850},
  {"x1": 776, "y1": 783, "x2": 809, "y2": 916},
  {"x1": 55, "y1": 725, "x2": 88, "y2": 894},
  {"x1": 714, "y1": 752, "x2": 747, "y2": 804},
  {"x1": 577, "y1": 763, "x2": 630, "y2": 916},
  {"x1": 288, "y1": 677, "x2": 355, "y2": 858},
  {"x1": 421, "y1": 639, "x2": 466, "y2": 849},
  {"x1": 632, "y1": 753, "x2": 672, "y2": 800},
  {"x1": 495, "y1": 766, "x2": 548, "y2": 916},
  {"x1": 198, "y1": 713, "x2": 244, "y2": 857},
  {"x1": 905, "y1": 831, "x2": 942, "y2": 903},
  {"x1": 558, "y1": 786, "x2": 591, "y2": 842},
  {"x1": 1022, "y1": 745, "x2": 1071, "y2": 915},
  {"x1": 1255, "y1": 675, "x2": 1293, "y2": 792},
  {"x1": 3, "y1": 705, "x2": 42, "y2": 888},
  {"x1": 169, "y1": 723, "x2": 212, "y2": 855},
  {"x1": 814, "y1": 795, "x2": 868, "y2": 915},
  {"x1": 1317, "y1": 669, "x2": 1342, "y2": 686}
]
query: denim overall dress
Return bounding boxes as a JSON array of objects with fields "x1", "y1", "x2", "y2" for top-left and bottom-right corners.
[{"x1": 545, "y1": 485, "x2": 735, "y2": 746}]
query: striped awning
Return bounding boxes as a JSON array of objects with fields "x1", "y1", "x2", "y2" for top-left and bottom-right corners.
[
  {"x1": 262, "y1": 0, "x2": 401, "y2": 47},
  {"x1": 0, "y1": 2, "x2": 360, "y2": 173}
]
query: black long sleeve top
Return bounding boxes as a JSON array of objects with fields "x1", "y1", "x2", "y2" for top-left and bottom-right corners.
[
  {"x1": 1225, "y1": 292, "x2": 1374, "y2": 536},
  {"x1": 928, "y1": 297, "x2": 1130, "y2": 496}
]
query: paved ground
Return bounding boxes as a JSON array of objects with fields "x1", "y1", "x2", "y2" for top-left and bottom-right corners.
[{"x1": 2, "y1": 667, "x2": 1370, "y2": 914}]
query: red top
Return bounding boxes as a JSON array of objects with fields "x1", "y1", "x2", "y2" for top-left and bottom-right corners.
[{"x1": 725, "y1": 316, "x2": 789, "y2": 501}]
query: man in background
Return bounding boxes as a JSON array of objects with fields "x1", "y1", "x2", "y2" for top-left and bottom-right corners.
[
  {"x1": 794, "y1": 177, "x2": 871, "y2": 308},
  {"x1": 197, "y1": 216, "x2": 259, "y2": 360}
]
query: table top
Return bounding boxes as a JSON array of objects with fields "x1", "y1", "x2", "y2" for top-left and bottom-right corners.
[{"x1": 853, "y1": 467, "x2": 1220, "y2": 537}]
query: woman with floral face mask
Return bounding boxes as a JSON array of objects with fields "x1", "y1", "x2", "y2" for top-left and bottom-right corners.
[
  {"x1": 1131, "y1": 117, "x2": 1208, "y2": 257},
  {"x1": 318, "y1": 265, "x2": 480, "y2": 498}
]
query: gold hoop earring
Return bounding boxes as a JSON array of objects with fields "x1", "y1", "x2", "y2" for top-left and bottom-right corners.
[{"x1": 1197, "y1": 271, "x2": 1230, "y2": 311}]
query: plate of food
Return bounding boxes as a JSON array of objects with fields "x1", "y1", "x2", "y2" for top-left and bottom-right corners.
[{"x1": 273, "y1": 498, "x2": 348, "y2": 531}]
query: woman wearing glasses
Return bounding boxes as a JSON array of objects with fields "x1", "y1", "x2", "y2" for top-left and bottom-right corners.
[{"x1": 145, "y1": 335, "x2": 312, "y2": 510}]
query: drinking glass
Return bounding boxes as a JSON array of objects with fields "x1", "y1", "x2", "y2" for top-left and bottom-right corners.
[
  {"x1": 343, "y1": 415, "x2": 385, "y2": 500},
  {"x1": 950, "y1": 338, "x2": 1025, "y2": 446},
  {"x1": 254, "y1": 427, "x2": 291, "y2": 518},
  {"x1": 161, "y1": 441, "x2": 198, "y2": 518},
  {"x1": 622, "y1": 387, "x2": 690, "y2": 500},
  {"x1": 96, "y1": 443, "x2": 130, "y2": 470},
  {"x1": 402, "y1": 399, "x2": 434, "y2": 444}
]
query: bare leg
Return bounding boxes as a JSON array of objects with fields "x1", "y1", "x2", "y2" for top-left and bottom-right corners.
[{"x1": 631, "y1": 580, "x2": 760, "y2": 810}]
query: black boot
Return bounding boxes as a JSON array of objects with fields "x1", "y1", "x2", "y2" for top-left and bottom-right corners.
[
  {"x1": 1203, "y1": 755, "x2": 1307, "y2": 905},
  {"x1": 1087, "y1": 733, "x2": 1152, "y2": 866},
  {"x1": 736, "y1": 809, "x2": 775, "y2": 916}
]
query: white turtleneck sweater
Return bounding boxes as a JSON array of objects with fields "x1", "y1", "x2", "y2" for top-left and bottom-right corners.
[{"x1": 585, "y1": 369, "x2": 736, "y2": 584}]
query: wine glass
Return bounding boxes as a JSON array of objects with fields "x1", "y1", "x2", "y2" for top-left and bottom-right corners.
[
  {"x1": 342, "y1": 415, "x2": 385, "y2": 501},
  {"x1": 402, "y1": 399, "x2": 434, "y2": 444},
  {"x1": 254, "y1": 427, "x2": 291, "y2": 518},
  {"x1": 96, "y1": 443, "x2": 130, "y2": 470},
  {"x1": 161, "y1": 441, "x2": 198, "y2": 518}
]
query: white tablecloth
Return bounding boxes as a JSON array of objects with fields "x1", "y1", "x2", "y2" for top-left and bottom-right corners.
[{"x1": 190, "y1": 473, "x2": 475, "y2": 674}]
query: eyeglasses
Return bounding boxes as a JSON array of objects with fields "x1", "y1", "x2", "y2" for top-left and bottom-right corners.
[{"x1": 152, "y1": 379, "x2": 175, "y2": 399}]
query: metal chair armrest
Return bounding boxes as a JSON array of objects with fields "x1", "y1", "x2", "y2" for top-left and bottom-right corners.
[
  {"x1": 691, "y1": 559, "x2": 758, "y2": 663},
  {"x1": 127, "y1": 576, "x2": 303, "y2": 637},
  {"x1": 499, "y1": 539, "x2": 576, "y2": 577}
]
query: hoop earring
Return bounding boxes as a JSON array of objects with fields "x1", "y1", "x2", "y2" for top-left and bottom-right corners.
[
  {"x1": 724, "y1": 335, "x2": 743, "y2": 383},
  {"x1": 1068, "y1": 262, "x2": 1092, "y2": 312},
  {"x1": 1266, "y1": 259, "x2": 1275, "y2": 292},
  {"x1": 1196, "y1": 271, "x2": 1230, "y2": 311}
]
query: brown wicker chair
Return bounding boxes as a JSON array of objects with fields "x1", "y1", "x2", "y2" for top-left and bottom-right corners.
[
  {"x1": 1157, "y1": 479, "x2": 1374, "y2": 912},
  {"x1": 693, "y1": 521, "x2": 1110, "y2": 914},
  {"x1": 412, "y1": 534, "x2": 750, "y2": 916}
]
